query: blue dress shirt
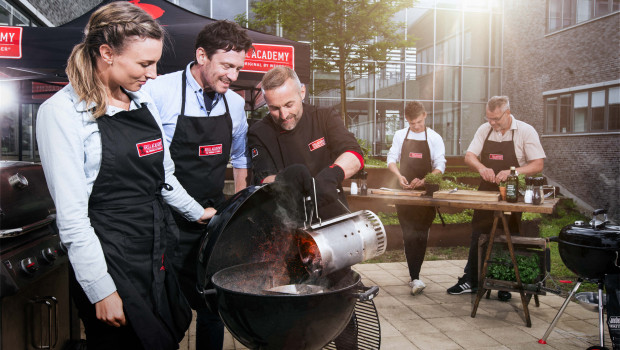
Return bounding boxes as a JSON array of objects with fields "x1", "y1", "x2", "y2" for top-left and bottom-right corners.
[{"x1": 143, "y1": 62, "x2": 250, "y2": 169}]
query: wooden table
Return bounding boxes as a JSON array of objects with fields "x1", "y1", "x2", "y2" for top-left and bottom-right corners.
[{"x1": 347, "y1": 190, "x2": 559, "y2": 327}]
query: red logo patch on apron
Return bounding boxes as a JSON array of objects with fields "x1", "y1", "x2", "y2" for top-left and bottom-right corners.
[
  {"x1": 136, "y1": 138, "x2": 163, "y2": 157},
  {"x1": 199, "y1": 144, "x2": 223, "y2": 156},
  {"x1": 251, "y1": 148, "x2": 258, "y2": 158},
  {"x1": 308, "y1": 137, "x2": 326, "y2": 151},
  {"x1": 409, "y1": 152, "x2": 423, "y2": 159},
  {"x1": 489, "y1": 154, "x2": 504, "y2": 161}
]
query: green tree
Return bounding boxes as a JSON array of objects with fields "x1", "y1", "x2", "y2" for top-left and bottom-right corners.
[{"x1": 240, "y1": 0, "x2": 414, "y2": 125}]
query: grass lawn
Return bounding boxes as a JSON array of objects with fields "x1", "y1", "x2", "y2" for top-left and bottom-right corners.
[{"x1": 364, "y1": 199, "x2": 598, "y2": 295}]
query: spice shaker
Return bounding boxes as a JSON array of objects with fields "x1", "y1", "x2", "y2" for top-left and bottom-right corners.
[{"x1": 524, "y1": 176, "x2": 534, "y2": 204}]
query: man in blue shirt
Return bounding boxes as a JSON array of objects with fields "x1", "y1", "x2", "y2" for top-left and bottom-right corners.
[{"x1": 143, "y1": 20, "x2": 252, "y2": 350}]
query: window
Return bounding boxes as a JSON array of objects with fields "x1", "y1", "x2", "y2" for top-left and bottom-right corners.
[
  {"x1": 547, "y1": 0, "x2": 619, "y2": 32},
  {"x1": 545, "y1": 85, "x2": 620, "y2": 133}
]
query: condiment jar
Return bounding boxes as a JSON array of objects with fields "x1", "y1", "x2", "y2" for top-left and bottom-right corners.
[{"x1": 532, "y1": 177, "x2": 544, "y2": 205}]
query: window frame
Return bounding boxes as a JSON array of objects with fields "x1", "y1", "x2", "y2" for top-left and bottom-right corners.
[
  {"x1": 547, "y1": 0, "x2": 620, "y2": 33},
  {"x1": 544, "y1": 85, "x2": 620, "y2": 134}
]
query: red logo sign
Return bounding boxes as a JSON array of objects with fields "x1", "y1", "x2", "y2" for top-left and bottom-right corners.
[
  {"x1": 199, "y1": 144, "x2": 223, "y2": 156},
  {"x1": 409, "y1": 152, "x2": 423, "y2": 159},
  {"x1": 129, "y1": 0, "x2": 165, "y2": 19},
  {"x1": 243, "y1": 43, "x2": 295, "y2": 73},
  {"x1": 136, "y1": 138, "x2": 163, "y2": 157},
  {"x1": 489, "y1": 154, "x2": 504, "y2": 161},
  {"x1": 0, "y1": 27, "x2": 23, "y2": 59},
  {"x1": 308, "y1": 137, "x2": 326, "y2": 152}
]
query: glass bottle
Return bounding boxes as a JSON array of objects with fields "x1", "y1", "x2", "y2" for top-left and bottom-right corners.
[
  {"x1": 532, "y1": 177, "x2": 544, "y2": 205},
  {"x1": 359, "y1": 170, "x2": 368, "y2": 195},
  {"x1": 524, "y1": 176, "x2": 534, "y2": 204},
  {"x1": 506, "y1": 166, "x2": 519, "y2": 203}
]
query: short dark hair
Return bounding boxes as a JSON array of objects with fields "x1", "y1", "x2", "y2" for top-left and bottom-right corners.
[
  {"x1": 195, "y1": 20, "x2": 253, "y2": 59},
  {"x1": 405, "y1": 101, "x2": 426, "y2": 121}
]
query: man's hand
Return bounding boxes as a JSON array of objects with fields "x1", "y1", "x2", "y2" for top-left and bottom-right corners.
[
  {"x1": 494, "y1": 170, "x2": 511, "y2": 184},
  {"x1": 315, "y1": 165, "x2": 345, "y2": 207},
  {"x1": 410, "y1": 177, "x2": 424, "y2": 189},
  {"x1": 196, "y1": 207, "x2": 217, "y2": 224},
  {"x1": 478, "y1": 167, "x2": 496, "y2": 183},
  {"x1": 275, "y1": 164, "x2": 314, "y2": 198},
  {"x1": 95, "y1": 291, "x2": 126, "y2": 327},
  {"x1": 397, "y1": 175, "x2": 410, "y2": 189}
]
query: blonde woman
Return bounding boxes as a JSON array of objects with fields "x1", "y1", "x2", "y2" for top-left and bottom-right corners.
[{"x1": 36, "y1": 3, "x2": 212, "y2": 349}]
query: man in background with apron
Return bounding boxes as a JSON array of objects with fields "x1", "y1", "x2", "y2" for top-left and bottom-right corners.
[
  {"x1": 386, "y1": 101, "x2": 446, "y2": 296},
  {"x1": 143, "y1": 20, "x2": 253, "y2": 350},
  {"x1": 447, "y1": 96, "x2": 545, "y2": 301}
]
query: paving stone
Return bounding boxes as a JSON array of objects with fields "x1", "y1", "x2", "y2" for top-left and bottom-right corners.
[
  {"x1": 481, "y1": 326, "x2": 538, "y2": 345},
  {"x1": 447, "y1": 329, "x2": 503, "y2": 348},
  {"x1": 427, "y1": 316, "x2": 474, "y2": 332},
  {"x1": 381, "y1": 335, "x2": 421, "y2": 349},
  {"x1": 407, "y1": 331, "x2": 463, "y2": 350}
]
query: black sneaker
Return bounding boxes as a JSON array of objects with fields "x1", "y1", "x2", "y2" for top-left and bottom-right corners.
[
  {"x1": 498, "y1": 291, "x2": 512, "y2": 301},
  {"x1": 447, "y1": 276, "x2": 476, "y2": 295}
]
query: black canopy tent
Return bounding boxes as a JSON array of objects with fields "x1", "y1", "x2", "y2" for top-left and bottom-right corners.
[{"x1": 0, "y1": 0, "x2": 310, "y2": 110}]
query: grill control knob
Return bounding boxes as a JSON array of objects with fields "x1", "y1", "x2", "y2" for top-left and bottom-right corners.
[
  {"x1": 40, "y1": 248, "x2": 58, "y2": 264},
  {"x1": 8, "y1": 173, "x2": 28, "y2": 189},
  {"x1": 20, "y1": 257, "x2": 39, "y2": 275}
]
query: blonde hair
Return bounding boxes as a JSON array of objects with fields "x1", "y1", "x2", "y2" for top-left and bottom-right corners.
[
  {"x1": 261, "y1": 66, "x2": 301, "y2": 93},
  {"x1": 66, "y1": 2, "x2": 164, "y2": 118},
  {"x1": 487, "y1": 96, "x2": 510, "y2": 113}
]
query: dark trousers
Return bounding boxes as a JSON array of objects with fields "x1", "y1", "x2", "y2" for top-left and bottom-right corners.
[
  {"x1": 396, "y1": 205, "x2": 435, "y2": 281},
  {"x1": 463, "y1": 209, "x2": 522, "y2": 286},
  {"x1": 196, "y1": 307, "x2": 225, "y2": 350}
]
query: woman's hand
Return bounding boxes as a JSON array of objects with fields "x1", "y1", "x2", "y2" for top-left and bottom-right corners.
[
  {"x1": 95, "y1": 291, "x2": 126, "y2": 327},
  {"x1": 196, "y1": 207, "x2": 217, "y2": 224}
]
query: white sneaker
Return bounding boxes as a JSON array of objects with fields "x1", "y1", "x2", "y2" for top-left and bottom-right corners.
[{"x1": 409, "y1": 279, "x2": 426, "y2": 295}]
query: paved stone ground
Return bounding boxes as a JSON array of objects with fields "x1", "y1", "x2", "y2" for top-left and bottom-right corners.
[{"x1": 179, "y1": 260, "x2": 612, "y2": 350}]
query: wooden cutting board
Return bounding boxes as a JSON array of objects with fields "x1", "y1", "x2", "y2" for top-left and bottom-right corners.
[
  {"x1": 370, "y1": 188, "x2": 425, "y2": 197},
  {"x1": 433, "y1": 190, "x2": 500, "y2": 202}
]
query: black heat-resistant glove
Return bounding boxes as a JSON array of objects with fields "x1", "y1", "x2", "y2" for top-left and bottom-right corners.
[
  {"x1": 314, "y1": 165, "x2": 345, "y2": 207},
  {"x1": 275, "y1": 164, "x2": 314, "y2": 198}
]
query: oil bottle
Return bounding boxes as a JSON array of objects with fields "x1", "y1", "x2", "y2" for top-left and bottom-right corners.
[{"x1": 506, "y1": 166, "x2": 519, "y2": 203}]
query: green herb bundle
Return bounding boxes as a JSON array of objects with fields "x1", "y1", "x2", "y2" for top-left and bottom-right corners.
[{"x1": 487, "y1": 252, "x2": 540, "y2": 284}]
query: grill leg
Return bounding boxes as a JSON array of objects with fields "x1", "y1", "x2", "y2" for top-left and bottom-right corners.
[
  {"x1": 538, "y1": 279, "x2": 583, "y2": 344},
  {"x1": 598, "y1": 282, "x2": 605, "y2": 347}
]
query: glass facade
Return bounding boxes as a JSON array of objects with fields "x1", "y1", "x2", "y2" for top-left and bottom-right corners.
[{"x1": 308, "y1": 1, "x2": 504, "y2": 156}]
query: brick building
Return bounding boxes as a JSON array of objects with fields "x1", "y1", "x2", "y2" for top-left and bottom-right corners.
[{"x1": 502, "y1": 1, "x2": 620, "y2": 220}]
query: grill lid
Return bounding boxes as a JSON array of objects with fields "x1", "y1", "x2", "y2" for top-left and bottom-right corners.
[
  {"x1": 558, "y1": 209, "x2": 620, "y2": 250},
  {"x1": 196, "y1": 183, "x2": 306, "y2": 309},
  {"x1": 0, "y1": 161, "x2": 55, "y2": 233}
]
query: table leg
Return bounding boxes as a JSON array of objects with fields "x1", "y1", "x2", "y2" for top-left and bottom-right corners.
[
  {"x1": 502, "y1": 213, "x2": 532, "y2": 327},
  {"x1": 471, "y1": 213, "x2": 500, "y2": 318}
]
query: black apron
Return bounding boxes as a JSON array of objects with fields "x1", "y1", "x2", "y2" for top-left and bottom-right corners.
[
  {"x1": 82, "y1": 103, "x2": 191, "y2": 349},
  {"x1": 169, "y1": 70, "x2": 233, "y2": 308},
  {"x1": 479, "y1": 129, "x2": 518, "y2": 191},
  {"x1": 396, "y1": 128, "x2": 435, "y2": 229},
  {"x1": 476, "y1": 128, "x2": 521, "y2": 232}
]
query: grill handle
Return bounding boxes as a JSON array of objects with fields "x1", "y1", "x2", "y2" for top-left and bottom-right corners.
[{"x1": 352, "y1": 285, "x2": 379, "y2": 302}]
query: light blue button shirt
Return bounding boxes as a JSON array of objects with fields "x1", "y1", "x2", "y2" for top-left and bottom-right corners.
[
  {"x1": 143, "y1": 62, "x2": 250, "y2": 169},
  {"x1": 36, "y1": 84, "x2": 204, "y2": 304}
]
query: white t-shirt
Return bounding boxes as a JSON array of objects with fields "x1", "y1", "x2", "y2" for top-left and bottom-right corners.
[{"x1": 387, "y1": 127, "x2": 446, "y2": 173}]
